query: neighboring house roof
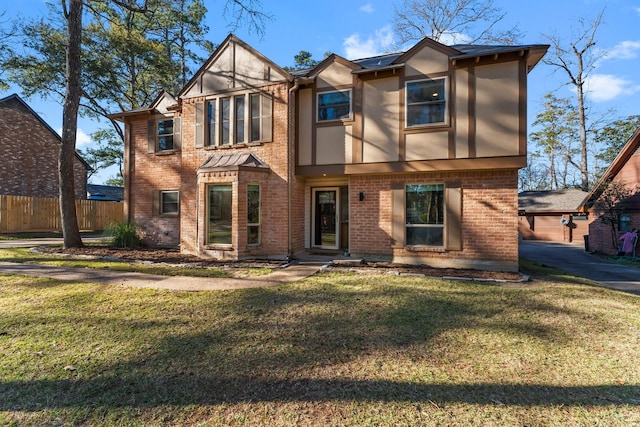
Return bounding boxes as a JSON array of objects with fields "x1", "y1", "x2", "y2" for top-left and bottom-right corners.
[
  {"x1": 198, "y1": 152, "x2": 270, "y2": 173},
  {"x1": 0, "y1": 93, "x2": 92, "y2": 171},
  {"x1": 519, "y1": 189, "x2": 589, "y2": 213},
  {"x1": 580, "y1": 127, "x2": 640, "y2": 210},
  {"x1": 87, "y1": 184, "x2": 124, "y2": 201}
]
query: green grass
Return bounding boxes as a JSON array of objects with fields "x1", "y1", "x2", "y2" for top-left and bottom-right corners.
[
  {"x1": 0, "y1": 269, "x2": 639, "y2": 425},
  {"x1": 0, "y1": 248, "x2": 272, "y2": 278}
]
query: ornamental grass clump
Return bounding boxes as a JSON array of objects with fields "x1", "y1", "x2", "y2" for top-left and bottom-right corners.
[{"x1": 103, "y1": 221, "x2": 142, "y2": 248}]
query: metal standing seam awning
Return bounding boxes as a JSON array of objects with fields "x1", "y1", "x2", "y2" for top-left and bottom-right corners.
[{"x1": 197, "y1": 152, "x2": 271, "y2": 173}]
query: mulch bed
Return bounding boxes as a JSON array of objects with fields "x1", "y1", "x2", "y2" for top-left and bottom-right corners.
[{"x1": 36, "y1": 245, "x2": 525, "y2": 281}]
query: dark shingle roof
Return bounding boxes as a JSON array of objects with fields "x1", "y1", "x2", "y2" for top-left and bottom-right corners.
[
  {"x1": 353, "y1": 52, "x2": 404, "y2": 69},
  {"x1": 519, "y1": 189, "x2": 588, "y2": 212},
  {"x1": 87, "y1": 184, "x2": 124, "y2": 201}
]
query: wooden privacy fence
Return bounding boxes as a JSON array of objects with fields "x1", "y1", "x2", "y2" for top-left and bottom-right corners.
[{"x1": 0, "y1": 195, "x2": 123, "y2": 233}]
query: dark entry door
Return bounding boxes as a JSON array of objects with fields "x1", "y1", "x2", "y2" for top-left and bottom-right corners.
[{"x1": 313, "y1": 188, "x2": 338, "y2": 249}]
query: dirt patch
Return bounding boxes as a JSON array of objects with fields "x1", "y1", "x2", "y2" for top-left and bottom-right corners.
[
  {"x1": 36, "y1": 245, "x2": 287, "y2": 269},
  {"x1": 37, "y1": 245, "x2": 525, "y2": 281}
]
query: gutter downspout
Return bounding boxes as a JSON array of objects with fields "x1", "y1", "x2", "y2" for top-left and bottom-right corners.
[{"x1": 287, "y1": 78, "x2": 299, "y2": 259}]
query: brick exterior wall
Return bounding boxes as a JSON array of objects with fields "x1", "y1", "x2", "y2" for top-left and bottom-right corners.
[
  {"x1": 518, "y1": 214, "x2": 589, "y2": 243},
  {"x1": 126, "y1": 83, "x2": 297, "y2": 258},
  {"x1": 588, "y1": 151, "x2": 640, "y2": 254},
  {"x1": 126, "y1": 119, "x2": 182, "y2": 247},
  {"x1": 0, "y1": 96, "x2": 88, "y2": 199},
  {"x1": 349, "y1": 170, "x2": 520, "y2": 271}
]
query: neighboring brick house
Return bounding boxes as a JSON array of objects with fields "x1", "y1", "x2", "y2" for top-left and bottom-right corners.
[
  {"x1": 0, "y1": 94, "x2": 90, "y2": 199},
  {"x1": 111, "y1": 34, "x2": 548, "y2": 272},
  {"x1": 580, "y1": 127, "x2": 640, "y2": 254},
  {"x1": 518, "y1": 189, "x2": 589, "y2": 242}
]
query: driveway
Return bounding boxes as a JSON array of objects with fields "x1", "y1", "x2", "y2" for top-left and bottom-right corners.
[{"x1": 519, "y1": 240, "x2": 640, "y2": 295}]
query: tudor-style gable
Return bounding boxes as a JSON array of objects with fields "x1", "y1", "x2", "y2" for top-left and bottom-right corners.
[{"x1": 181, "y1": 34, "x2": 291, "y2": 98}]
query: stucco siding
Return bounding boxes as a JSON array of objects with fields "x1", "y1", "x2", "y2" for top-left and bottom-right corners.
[
  {"x1": 404, "y1": 48, "x2": 449, "y2": 76},
  {"x1": 316, "y1": 61, "x2": 354, "y2": 88},
  {"x1": 454, "y1": 68, "x2": 470, "y2": 159},
  {"x1": 475, "y1": 62, "x2": 520, "y2": 157},
  {"x1": 405, "y1": 131, "x2": 449, "y2": 161},
  {"x1": 297, "y1": 88, "x2": 313, "y2": 165},
  {"x1": 362, "y1": 77, "x2": 400, "y2": 163},
  {"x1": 316, "y1": 126, "x2": 351, "y2": 165}
]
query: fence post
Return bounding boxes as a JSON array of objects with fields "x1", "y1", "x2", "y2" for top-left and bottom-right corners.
[{"x1": 0, "y1": 195, "x2": 6, "y2": 233}]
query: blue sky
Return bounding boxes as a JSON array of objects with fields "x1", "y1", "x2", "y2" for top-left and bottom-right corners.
[{"x1": 2, "y1": 0, "x2": 640, "y2": 184}]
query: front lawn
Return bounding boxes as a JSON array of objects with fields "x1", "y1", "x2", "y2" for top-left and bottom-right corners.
[{"x1": 0, "y1": 270, "x2": 639, "y2": 425}]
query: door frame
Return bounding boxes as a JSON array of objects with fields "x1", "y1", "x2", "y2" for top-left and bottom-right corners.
[{"x1": 311, "y1": 187, "x2": 340, "y2": 249}]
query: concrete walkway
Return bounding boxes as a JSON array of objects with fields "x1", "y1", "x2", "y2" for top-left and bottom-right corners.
[
  {"x1": 519, "y1": 240, "x2": 640, "y2": 296},
  {"x1": 0, "y1": 261, "x2": 328, "y2": 291}
]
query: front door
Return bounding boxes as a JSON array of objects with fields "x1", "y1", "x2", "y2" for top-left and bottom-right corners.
[{"x1": 313, "y1": 188, "x2": 339, "y2": 249}]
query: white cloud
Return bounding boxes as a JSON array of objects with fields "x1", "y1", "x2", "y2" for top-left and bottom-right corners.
[
  {"x1": 635, "y1": 6, "x2": 640, "y2": 15},
  {"x1": 584, "y1": 73, "x2": 640, "y2": 102},
  {"x1": 437, "y1": 31, "x2": 472, "y2": 46},
  {"x1": 343, "y1": 25, "x2": 395, "y2": 59},
  {"x1": 602, "y1": 40, "x2": 640, "y2": 61},
  {"x1": 57, "y1": 127, "x2": 92, "y2": 146},
  {"x1": 360, "y1": 3, "x2": 374, "y2": 13}
]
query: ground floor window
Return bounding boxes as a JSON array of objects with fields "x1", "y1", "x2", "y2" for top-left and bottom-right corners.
[
  {"x1": 247, "y1": 184, "x2": 261, "y2": 245},
  {"x1": 160, "y1": 191, "x2": 179, "y2": 215},
  {"x1": 207, "y1": 184, "x2": 232, "y2": 245},
  {"x1": 405, "y1": 183, "x2": 444, "y2": 246}
]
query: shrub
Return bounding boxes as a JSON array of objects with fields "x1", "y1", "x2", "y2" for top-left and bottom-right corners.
[{"x1": 103, "y1": 221, "x2": 142, "y2": 248}]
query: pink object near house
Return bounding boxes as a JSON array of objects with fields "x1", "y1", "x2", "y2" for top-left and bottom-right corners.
[
  {"x1": 581, "y1": 127, "x2": 640, "y2": 255},
  {"x1": 109, "y1": 34, "x2": 548, "y2": 272}
]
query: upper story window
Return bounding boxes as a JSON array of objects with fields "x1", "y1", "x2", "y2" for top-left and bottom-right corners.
[
  {"x1": 317, "y1": 89, "x2": 351, "y2": 122},
  {"x1": 148, "y1": 116, "x2": 181, "y2": 154},
  {"x1": 204, "y1": 92, "x2": 272, "y2": 147},
  {"x1": 157, "y1": 119, "x2": 174, "y2": 151},
  {"x1": 406, "y1": 78, "x2": 447, "y2": 127}
]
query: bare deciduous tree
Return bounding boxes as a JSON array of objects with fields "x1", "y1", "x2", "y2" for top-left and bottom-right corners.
[
  {"x1": 543, "y1": 10, "x2": 605, "y2": 192},
  {"x1": 393, "y1": 0, "x2": 521, "y2": 45}
]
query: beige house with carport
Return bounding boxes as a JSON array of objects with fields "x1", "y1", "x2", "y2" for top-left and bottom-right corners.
[{"x1": 112, "y1": 34, "x2": 548, "y2": 272}]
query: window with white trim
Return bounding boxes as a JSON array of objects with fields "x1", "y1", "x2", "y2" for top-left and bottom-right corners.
[
  {"x1": 160, "y1": 191, "x2": 179, "y2": 215},
  {"x1": 405, "y1": 184, "x2": 444, "y2": 246},
  {"x1": 406, "y1": 78, "x2": 447, "y2": 127},
  {"x1": 317, "y1": 89, "x2": 351, "y2": 122}
]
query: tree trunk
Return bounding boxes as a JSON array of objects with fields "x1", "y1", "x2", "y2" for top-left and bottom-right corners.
[
  {"x1": 59, "y1": 0, "x2": 83, "y2": 248},
  {"x1": 577, "y1": 76, "x2": 589, "y2": 191}
]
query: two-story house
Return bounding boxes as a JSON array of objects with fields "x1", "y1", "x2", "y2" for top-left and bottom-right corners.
[
  {"x1": 0, "y1": 94, "x2": 90, "y2": 199},
  {"x1": 110, "y1": 35, "x2": 547, "y2": 272}
]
